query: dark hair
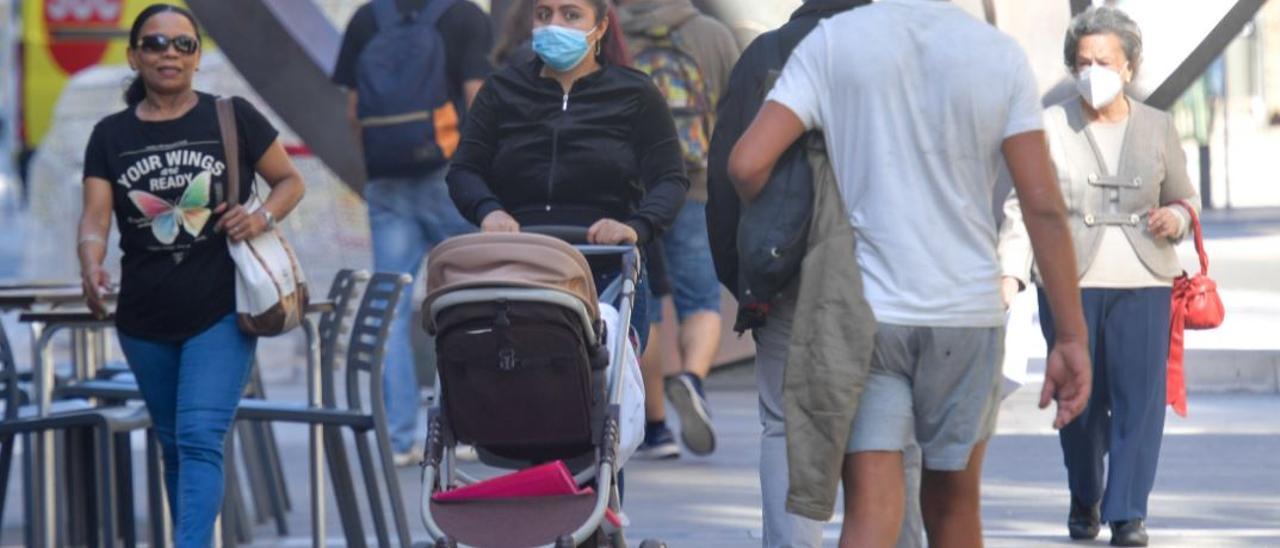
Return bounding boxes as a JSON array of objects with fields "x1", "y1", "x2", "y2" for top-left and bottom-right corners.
[
  {"x1": 124, "y1": 3, "x2": 202, "y2": 106},
  {"x1": 598, "y1": 6, "x2": 631, "y2": 67},
  {"x1": 493, "y1": 0, "x2": 535, "y2": 67}
]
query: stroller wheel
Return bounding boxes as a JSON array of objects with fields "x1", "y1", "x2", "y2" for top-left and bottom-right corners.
[{"x1": 639, "y1": 540, "x2": 666, "y2": 548}]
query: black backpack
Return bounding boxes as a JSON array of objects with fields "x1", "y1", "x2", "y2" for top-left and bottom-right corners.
[{"x1": 731, "y1": 38, "x2": 825, "y2": 332}]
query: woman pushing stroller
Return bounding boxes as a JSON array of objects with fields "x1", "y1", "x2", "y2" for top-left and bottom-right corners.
[{"x1": 446, "y1": 0, "x2": 690, "y2": 350}]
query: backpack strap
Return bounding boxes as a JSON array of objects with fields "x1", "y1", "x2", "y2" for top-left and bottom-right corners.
[{"x1": 215, "y1": 97, "x2": 240, "y2": 208}]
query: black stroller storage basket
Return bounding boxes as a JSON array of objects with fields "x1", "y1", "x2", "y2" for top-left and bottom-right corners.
[{"x1": 434, "y1": 299, "x2": 608, "y2": 463}]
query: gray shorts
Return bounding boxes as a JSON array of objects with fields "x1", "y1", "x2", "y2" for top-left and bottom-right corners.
[{"x1": 846, "y1": 323, "x2": 1004, "y2": 471}]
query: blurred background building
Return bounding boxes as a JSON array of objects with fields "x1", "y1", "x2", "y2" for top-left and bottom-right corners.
[{"x1": 0, "y1": 0, "x2": 1275, "y2": 379}]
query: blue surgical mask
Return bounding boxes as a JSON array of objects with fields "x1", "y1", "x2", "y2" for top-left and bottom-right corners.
[{"x1": 531, "y1": 24, "x2": 596, "y2": 72}]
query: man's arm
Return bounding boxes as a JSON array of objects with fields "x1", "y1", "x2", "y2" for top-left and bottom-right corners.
[
  {"x1": 1003, "y1": 130, "x2": 1091, "y2": 430},
  {"x1": 727, "y1": 101, "x2": 807, "y2": 202}
]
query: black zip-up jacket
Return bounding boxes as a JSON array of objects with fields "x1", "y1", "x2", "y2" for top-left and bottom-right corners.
[
  {"x1": 706, "y1": 0, "x2": 871, "y2": 296},
  {"x1": 447, "y1": 58, "x2": 689, "y2": 245}
]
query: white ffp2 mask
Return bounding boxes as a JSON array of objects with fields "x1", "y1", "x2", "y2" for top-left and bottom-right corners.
[{"x1": 1076, "y1": 65, "x2": 1125, "y2": 110}]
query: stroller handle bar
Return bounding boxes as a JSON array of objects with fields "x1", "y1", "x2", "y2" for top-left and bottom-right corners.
[
  {"x1": 522, "y1": 224, "x2": 593, "y2": 244},
  {"x1": 522, "y1": 225, "x2": 635, "y2": 255}
]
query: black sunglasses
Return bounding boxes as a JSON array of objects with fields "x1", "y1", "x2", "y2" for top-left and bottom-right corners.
[{"x1": 137, "y1": 34, "x2": 200, "y2": 55}]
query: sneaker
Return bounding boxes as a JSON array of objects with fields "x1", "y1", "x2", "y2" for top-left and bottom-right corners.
[
  {"x1": 634, "y1": 423, "x2": 680, "y2": 460},
  {"x1": 664, "y1": 373, "x2": 716, "y2": 456},
  {"x1": 392, "y1": 446, "x2": 423, "y2": 467}
]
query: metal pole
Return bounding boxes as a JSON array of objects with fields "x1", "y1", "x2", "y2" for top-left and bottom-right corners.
[
  {"x1": 304, "y1": 317, "x2": 327, "y2": 548},
  {"x1": 1223, "y1": 53, "x2": 1232, "y2": 209},
  {"x1": 30, "y1": 322, "x2": 56, "y2": 548}
]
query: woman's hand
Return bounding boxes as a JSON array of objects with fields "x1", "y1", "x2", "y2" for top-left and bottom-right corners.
[
  {"x1": 81, "y1": 265, "x2": 112, "y2": 319},
  {"x1": 1000, "y1": 276, "x2": 1022, "y2": 309},
  {"x1": 587, "y1": 219, "x2": 638, "y2": 245},
  {"x1": 215, "y1": 204, "x2": 269, "y2": 242},
  {"x1": 481, "y1": 210, "x2": 521, "y2": 233},
  {"x1": 1147, "y1": 206, "x2": 1183, "y2": 239}
]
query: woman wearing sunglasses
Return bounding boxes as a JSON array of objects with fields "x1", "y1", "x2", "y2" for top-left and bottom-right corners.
[
  {"x1": 76, "y1": 4, "x2": 305, "y2": 545},
  {"x1": 447, "y1": 0, "x2": 689, "y2": 352}
]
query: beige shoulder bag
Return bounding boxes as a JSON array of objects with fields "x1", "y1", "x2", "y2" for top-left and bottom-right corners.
[{"x1": 216, "y1": 97, "x2": 309, "y2": 336}]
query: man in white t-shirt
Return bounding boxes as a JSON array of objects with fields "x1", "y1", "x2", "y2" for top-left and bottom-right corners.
[{"x1": 727, "y1": 1, "x2": 1092, "y2": 545}]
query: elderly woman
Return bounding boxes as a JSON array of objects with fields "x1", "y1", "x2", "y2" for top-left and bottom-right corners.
[{"x1": 998, "y1": 7, "x2": 1198, "y2": 547}]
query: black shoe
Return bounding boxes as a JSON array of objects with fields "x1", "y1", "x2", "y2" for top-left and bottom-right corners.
[
  {"x1": 1109, "y1": 520, "x2": 1148, "y2": 546},
  {"x1": 1068, "y1": 497, "x2": 1101, "y2": 540}
]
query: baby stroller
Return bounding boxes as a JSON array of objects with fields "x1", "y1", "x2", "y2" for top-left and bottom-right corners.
[{"x1": 418, "y1": 227, "x2": 659, "y2": 547}]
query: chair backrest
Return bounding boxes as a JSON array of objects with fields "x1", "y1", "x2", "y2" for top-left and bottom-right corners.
[
  {"x1": 344, "y1": 272, "x2": 411, "y2": 412},
  {"x1": 0, "y1": 325, "x2": 18, "y2": 419},
  {"x1": 317, "y1": 269, "x2": 369, "y2": 407}
]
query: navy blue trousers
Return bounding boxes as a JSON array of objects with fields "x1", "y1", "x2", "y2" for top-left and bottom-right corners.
[{"x1": 1038, "y1": 287, "x2": 1171, "y2": 522}]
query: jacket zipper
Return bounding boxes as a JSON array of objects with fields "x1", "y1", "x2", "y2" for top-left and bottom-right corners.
[{"x1": 546, "y1": 92, "x2": 569, "y2": 212}]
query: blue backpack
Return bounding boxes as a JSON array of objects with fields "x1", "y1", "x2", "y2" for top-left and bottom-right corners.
[{"x1": 356, "y1": 0, "x2": 459, "y2": 178}]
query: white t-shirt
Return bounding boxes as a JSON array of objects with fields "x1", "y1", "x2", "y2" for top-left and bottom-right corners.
[{"x1": 766, "y1": 0, "x2": 1044, "y2": 327}]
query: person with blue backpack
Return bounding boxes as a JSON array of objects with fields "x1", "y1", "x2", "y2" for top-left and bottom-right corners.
[{"x1": 332, "y1": 0, "x2": 494, "y2": 465}]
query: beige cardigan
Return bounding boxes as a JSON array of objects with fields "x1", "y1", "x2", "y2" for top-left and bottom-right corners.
[{"x1": 999, "y1": 97, "x2": 1200, "y2": 286}]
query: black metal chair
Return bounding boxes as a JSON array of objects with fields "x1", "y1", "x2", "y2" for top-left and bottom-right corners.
[
  {"x1": 236, "y1": 271, "x2": 413, "y2": 547},
  {"x1": 0, "y1": 311, "x2": 156, "y2": 548}
]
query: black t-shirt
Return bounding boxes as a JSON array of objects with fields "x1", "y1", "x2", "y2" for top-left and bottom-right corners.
[
  {"x1": 83, "y1": 93, "x2": 279, "y2": 341},
  {"x1": 332, "y1": 0, "x2": 494, "y2": 107}
]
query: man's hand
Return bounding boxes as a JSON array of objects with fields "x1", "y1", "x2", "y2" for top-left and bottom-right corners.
[
  {"x1": 1001, "y1": 276, "x2": 1022, "y2": 309},
  {"x1": 481, "y1": 210, "x2": 520, "y2": 233},
  {"x1": 1040, "y1": 337, "x2": 1092, "y2": 430},
  {"x1": 587, "y1": 219, "x2": 638, "y2": 245}
]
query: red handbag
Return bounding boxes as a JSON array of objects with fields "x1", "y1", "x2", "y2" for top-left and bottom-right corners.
[
  {"x1": 1170, "y1": 200, "x2": 1224, "y2": 330},
  {"x1": 1166, "y1": 199, "x2": 1224, "y2": 417}
]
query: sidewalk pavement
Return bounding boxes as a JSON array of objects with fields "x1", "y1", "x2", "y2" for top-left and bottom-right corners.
[{"x1": 3, "y1": 365, "x2": 1274, "y2": 547}]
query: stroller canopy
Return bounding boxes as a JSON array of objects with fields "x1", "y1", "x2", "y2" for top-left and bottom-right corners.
[{"x1": 424, "y1": 232, "x2": 600, "y2": 325}]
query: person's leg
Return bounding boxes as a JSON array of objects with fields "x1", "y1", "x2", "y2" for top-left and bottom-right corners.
[
  {"x1": 920, "y1": 442, "x2": 987, "y2": 548},
  {"x1": 897, "y1": 443, "x2": 926, "y2": 548},
  {"x1": 910, "y1": 326, "x2": 1004, "y2": 545},
  {"x1": 640, "y1": 240, "x2": 671, "y2": 426},
  {"x1": 663, "y1": 200, "x2": 722, "y2": 379},
  {"x1": 752, "y1": 290, "x2": 825, "y2": 547},
  {"x1": 116, "y1": 333, "x2": 182, "y2": 526},
  {"x1": 641, "y1": 307, "x2": 667, "y2": 423},
  {"x1": 172, "y1": 314, "x2": 256, "y2": 546},
  {"x1": 1099, "y1": 288, "x2": 1170, "y2": 523},
  {"x1": 842, "y1": 324, "x2": 917, "y2": 547},
  {"x1": 366, "y1": 177, "x2": 433, "y2": 454},
  {"x1": 1040, "y1": 289, "x2": 1110, "y2": 511},
  {"x1": 661, "y1": 201, "x2": 721, "y2": 454},
  {"x1": 841, "y1": 451, "x2": 906, "y2": 548}
]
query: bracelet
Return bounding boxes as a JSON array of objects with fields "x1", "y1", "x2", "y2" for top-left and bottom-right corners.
[
  {"x1": 258, "y1": 209, "x2": 276, "y2": 230},
  {"x1": 78, "y1": 233, "x2": 106, "y2": 247}
]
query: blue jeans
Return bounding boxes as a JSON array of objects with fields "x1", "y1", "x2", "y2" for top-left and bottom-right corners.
[
  {"x1": 117, "y1": 314, "x2": 256, "y2": 547},
  {"x1": 365, "y1": 168, "x2": 475, "y2": 452},
  {"x1": 649, "y1": 199, "x2": 720, "y2": 324}
]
